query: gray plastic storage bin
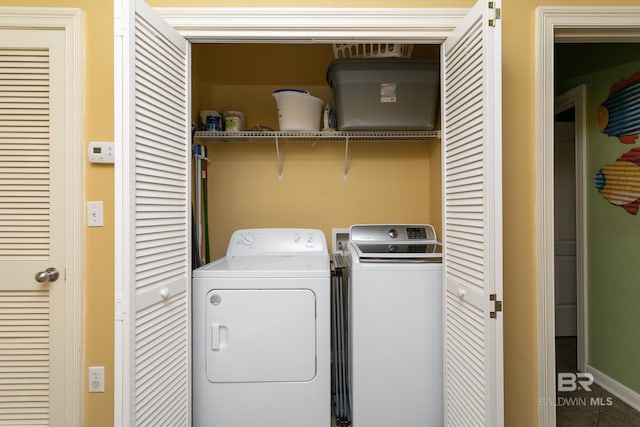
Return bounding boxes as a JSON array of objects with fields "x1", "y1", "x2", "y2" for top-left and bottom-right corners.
[{"x1": 326, "y1": 58, "x2": 439, "y2": 131}]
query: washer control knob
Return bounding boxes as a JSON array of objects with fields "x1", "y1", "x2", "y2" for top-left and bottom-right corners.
[{"x1": 388, "y1": 228, "x2": 398, "y2": 239}]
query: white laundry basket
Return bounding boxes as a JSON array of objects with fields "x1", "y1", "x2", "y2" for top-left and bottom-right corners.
[
  {"x1": 332, "y1": 43, "x2": 413, "y2": 59},
  {"x1": 272, "y1": 89, "x2": 323, "y2": 131}
]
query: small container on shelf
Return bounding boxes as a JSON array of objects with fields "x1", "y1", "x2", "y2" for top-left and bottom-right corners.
[
  {"x1": 272, "y1": 89, "x2": 324, "y2": 131},
  {"x1": 223, "y1": 111, "x2": 245, "y2": 132},
  {"x1": 199, "y1": 110, "x2": 223, "y2": 131}
]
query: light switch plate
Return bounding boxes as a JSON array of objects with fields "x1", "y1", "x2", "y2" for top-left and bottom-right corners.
[{"x1": 87, "y1": 201, "x2": 104, "y2": 227}]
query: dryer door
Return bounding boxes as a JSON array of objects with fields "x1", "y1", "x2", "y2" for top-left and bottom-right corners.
[{"x1": 205, "y1": 289, "x2": 317, "y2": 383}]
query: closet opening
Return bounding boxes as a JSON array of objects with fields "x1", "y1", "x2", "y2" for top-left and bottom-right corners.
[{"x1": 190, "y1": 42, "x2": 443, "y2": 262}]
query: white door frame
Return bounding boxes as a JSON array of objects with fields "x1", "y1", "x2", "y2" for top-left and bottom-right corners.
[
  {"x1": 536, "y1": 7, "x2": 640, "y2": 427},
  {"x1": 155, "y1": 7, "x2": 467, "y2": 43},
  {"x1": 0, "y1": 7, "x2": 84, "y2": 426}
]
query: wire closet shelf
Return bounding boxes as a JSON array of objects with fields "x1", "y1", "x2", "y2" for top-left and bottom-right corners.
[
  {"x1": 195, "y1": 130, "x2": 441, "y2": 143},
  {"x1": 194, "y1": 130, "x2": 441, "y2": 181}
]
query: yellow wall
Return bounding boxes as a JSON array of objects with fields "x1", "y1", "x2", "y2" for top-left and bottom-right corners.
[
  {"x1": 0, "y1": 1, "x2": 115, "y2": 425},
  {"x1": 493, "y1": 2, "x2": 640, "y2": 425},
  {"x1": 192, "y1": 43, "x2": 442, "y2": 258},
  {"x1": 2, "y1": 0, "x2": 639, "y2": 426}
]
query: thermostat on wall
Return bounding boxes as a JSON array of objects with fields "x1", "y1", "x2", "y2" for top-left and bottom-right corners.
[{"x1": 88, "y1": 141, "x2": 114, "y2": 164}]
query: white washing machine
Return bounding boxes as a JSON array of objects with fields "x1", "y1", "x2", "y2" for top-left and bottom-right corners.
[
  {"x1": 192, "y1": 228, "x2": 330, "y2": 427},
  {"x1": 347, "y1": 224, "x2": 443, "y2": 427}
]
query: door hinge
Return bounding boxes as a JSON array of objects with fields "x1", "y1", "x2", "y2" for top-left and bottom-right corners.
[
  {"x1": 489, "y1": 293, "x2": 502, "y2": 318},
  {"x1": 115, "y1": 296, "x2": 128, "y2": 322},
  {"x1": 114, "y1": 15, "x2": 125, "y2": 37},
  {"x1": 488, "y1": 2, "x2": 501, "y2": 27}
]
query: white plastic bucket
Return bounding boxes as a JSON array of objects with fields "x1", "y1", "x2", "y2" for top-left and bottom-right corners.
[
  {"x1": 272, "y1": 89, "x2": 323, "y2": 131},
  {"x1": 223, "y1": 110, "x2": 245, "y2": 132}
]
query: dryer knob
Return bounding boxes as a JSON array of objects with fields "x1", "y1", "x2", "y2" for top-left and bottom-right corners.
[
  {"x1": 388, "y1": 228, "x2": 398, "y2": 239},
  {"x1": 241, "y1": 233, "x2": 254, "y2": 246}
]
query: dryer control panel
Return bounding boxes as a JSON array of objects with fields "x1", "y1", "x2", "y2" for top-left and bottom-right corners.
[{"x1": 227, "y1": 228, "x2": 328, "y2": 257}]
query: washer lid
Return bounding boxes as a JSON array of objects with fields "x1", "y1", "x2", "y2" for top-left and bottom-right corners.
[{"x1": 350, "y1": 242, "x2": 442, "y2": 263}]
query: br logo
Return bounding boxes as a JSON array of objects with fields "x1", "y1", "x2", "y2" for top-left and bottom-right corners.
[{"x1": 557, "y1": 372, "x2": 594, "y2": 392}]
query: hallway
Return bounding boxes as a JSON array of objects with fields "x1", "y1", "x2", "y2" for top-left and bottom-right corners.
[{"x1": 556, "y1": 337, "x2": 640, "y2": 426}]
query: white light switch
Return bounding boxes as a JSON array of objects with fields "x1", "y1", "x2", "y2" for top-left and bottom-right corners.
[{"x1": 87, "y1": 201, "x2": 104, "y2": 227}]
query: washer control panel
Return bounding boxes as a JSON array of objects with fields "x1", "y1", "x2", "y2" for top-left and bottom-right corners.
[
  {"x1": 350, "y1": 224, "x2": 437, "y2": 243},
  {"x1": 227, "y1": 228, "x2": 327, "y2": 257}
]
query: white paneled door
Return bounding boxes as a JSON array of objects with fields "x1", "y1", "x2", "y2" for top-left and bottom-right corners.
[
  {"x1": 442, "y1": 1, "x2": 504, "y2": 426},
  {"x1": 554, "y1": 121, "x2": 577, "y2": 337},
  {"x1": 0, "y1": 13, "x2": 82, "y2": 427},
  {"x1": 114, "y1": 0, "x2": 191, "y2": 426}
]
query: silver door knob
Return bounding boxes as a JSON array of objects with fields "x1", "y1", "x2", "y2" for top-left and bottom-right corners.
[{"x1": 35, "y1": 267, "x2": 60, "y2": 283}]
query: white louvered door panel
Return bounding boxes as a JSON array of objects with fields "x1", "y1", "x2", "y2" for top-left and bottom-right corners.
[
  {"x1": 0, "y1": 30, "x2": 67, "y2": 426},
  {"x1": 115, "y1": 0, "x2": 191, "y2": 426},
  {"x1": 442, "y1": 1, "x2": 503, "y2": 426}
]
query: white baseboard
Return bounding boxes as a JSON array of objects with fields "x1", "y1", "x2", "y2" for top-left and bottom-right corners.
[{"x1": 587, "y1": 365, "x2": 640, "y2": 412}]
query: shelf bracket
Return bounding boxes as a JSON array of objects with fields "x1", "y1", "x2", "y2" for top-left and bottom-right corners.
[
  {"x1": 343, "y1": 135, "x2": 349, "y2": 181},
  {"x1": 275, "y1": 135, "x2": 283, "y2": 181}
]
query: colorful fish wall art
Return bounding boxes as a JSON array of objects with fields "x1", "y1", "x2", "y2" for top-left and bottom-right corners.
[
  {"x1": 596, "y1": 70, "x2": 640, "y2": 144},
  {"x1": 595, "y1": 147, "x2": 640, "y2": 214}
]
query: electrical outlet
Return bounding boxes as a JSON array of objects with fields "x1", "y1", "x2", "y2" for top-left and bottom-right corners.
[{"x1": 88, "y1": 366, "x2": 105, "y2": 393}]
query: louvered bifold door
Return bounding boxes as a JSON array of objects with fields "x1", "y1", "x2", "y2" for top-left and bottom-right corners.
[
  {"x1": 441, "y1": 1, "x2": 503, "y2": 426},
  {"x1": 115, "y1": 0, "x2": 191, "y2": 426},
  {"x1": 0, "y1": 29, "x2": 67, "y2": 427}
]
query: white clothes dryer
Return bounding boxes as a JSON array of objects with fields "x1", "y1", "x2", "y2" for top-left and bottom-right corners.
[
  {"x1": 347, "y1": 224, "x2": 443, "y2": 427},
  {"x1": 192, "y1": 228, "x2": 330, "y2": 427}
]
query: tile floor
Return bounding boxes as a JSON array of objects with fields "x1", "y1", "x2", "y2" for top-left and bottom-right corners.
[{"x1": 555, "y1": 337, "x2": 640, "y2": 426}]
